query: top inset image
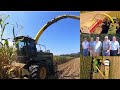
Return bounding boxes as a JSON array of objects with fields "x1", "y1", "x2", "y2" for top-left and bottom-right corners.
[{"x1": 80, "y1": 11, "x2": 120, "y2": 34}]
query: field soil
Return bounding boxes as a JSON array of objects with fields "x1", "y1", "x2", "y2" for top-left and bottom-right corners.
[{"x1": 58, "y1": 58, "x2": 80, "y2": 79}]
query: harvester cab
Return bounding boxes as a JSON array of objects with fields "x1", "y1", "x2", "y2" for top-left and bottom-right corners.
[
  {"x1": 15, "y1": 36, "x2": 53, "y2": 64},
  {"x1": 15, "y1": 36, "x2": 37, "y2": 63}
]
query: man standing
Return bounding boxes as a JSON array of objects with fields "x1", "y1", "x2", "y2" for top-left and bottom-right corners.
[
  {"x1": 102, "y1": 36, "x2": 111, "y2": 56},
  {"x1": 82, "y1": 38, "x2": 89, "y2": 56},
  {"x1": 110, "y1": 36, "x2": 120, "y2": 56},
  {"x1": 89, "y1": 37, "x2": 94, "y2": 57},
  {"x1": 93, "y1": 37, "x2": 102, "y2": 57}
]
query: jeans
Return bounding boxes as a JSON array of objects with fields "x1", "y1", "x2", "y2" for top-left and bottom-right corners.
[
  {"x1": 83, "y1": 48, "x2": 88, "y2": 56},
  {"x1": 110, "y1": 50, "x2": 117, "y2": 56},
  {"x1": 102, "y1": 50, "x2": 110, "y2": 56}
]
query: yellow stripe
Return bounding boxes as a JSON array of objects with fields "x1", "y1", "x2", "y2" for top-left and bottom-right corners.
[
  {"x1": 34, "y1": 24, "x2": 46, "y2": 43},
  {"x1": 96, "y1": 66, "x2": 106, "y2": 78}
]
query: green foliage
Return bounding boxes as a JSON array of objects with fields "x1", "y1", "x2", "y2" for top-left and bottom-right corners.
[
  {"x1": 54, "y1": 52, "x2": 80, "y2": 64},
  {"x1": 60, "y1": 52, "x2": 80, "y2": 58},
  {"x1": 0, "y1": 15, "x2": 9, "y2": 41},
  {"x1": 53, "y1": 56, "x2": 74, "y2": 65}
]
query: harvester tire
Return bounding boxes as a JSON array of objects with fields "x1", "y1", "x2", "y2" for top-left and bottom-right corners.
[{"x1": 29, "y1": 64, "x2": 48, "y2": 79}]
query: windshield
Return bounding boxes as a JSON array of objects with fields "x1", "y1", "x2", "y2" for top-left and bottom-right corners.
[
  {"x1": 16, "y1": 41, "x2": 27, "y2": 56},
  {"x1": 19, "y1": 41, "x2": 24, "y2": 48}
]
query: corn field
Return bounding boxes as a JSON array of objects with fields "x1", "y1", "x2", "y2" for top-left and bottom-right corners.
[
  {"x1": 0, "y1": 14, "x2": 22, "y2": 79},
  {"x1": 80, "y1": 56, "x2": 92, "y2": 79},
  {"x1": 53, "y1": 56, "x2": 75, "y2": 65},
  {"x1": 108, "y1": 11, "x2": 120, "y2": 18}
]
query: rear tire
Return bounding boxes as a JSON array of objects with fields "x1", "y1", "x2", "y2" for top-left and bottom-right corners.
[{"x1": 29, "y1": 64, "x2": 48, "y2": 79}]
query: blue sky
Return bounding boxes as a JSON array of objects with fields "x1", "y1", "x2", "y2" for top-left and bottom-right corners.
[{"x1": 0, "y1": 11, "x2": 80, "y2": 55}]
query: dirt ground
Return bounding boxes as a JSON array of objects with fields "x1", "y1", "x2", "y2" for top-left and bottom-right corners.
[{"x1": 58, "y1": 58, "x2": 80, "y2": 79}]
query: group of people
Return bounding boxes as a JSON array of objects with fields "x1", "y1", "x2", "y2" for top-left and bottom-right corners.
[{"x1": 82, "y1": 36, "x2": 120, "y2": 56}]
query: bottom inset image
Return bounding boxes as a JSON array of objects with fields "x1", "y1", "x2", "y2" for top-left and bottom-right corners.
[{"x1": 80, "y1": 56, "x2": 120, "y2": 79}]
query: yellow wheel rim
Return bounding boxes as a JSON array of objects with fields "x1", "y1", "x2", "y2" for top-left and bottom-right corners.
[{"x1": 39, "y1": 67, "x2": 47, "y2": 79}]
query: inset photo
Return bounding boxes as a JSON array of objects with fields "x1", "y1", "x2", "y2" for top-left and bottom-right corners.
[
  {"x1": 93, "y1": 56, "x2": 120, "y2": 79},
  {"x1": 80, "y1": 56, "x2": 120, "y2": 79},
  {"x1": 0, "y1": 11, "x2": 80, "y2": 79},
  {"x1": 80, "y1": 34, "x2": 120, "y2": 56},
  {"x1": 80, "y1": 11, "x2": 120, "y2": 34}
]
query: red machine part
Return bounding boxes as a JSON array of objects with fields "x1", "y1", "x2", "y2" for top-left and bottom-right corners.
[{"x1": 89, "y1": 19, "x2": 103, "y2": 33}]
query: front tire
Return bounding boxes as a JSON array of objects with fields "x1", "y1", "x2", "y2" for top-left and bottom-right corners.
[{"x1": 29, "y1": 64, "x2": 48, "y2": 79}]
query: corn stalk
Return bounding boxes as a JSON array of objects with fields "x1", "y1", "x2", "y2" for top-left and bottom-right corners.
[{"x1": 0, "y1": 14, "x2": 24, "y2": 79}]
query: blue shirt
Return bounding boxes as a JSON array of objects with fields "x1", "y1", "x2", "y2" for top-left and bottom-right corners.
[
  {"x1": 89, "y1": 41, "x2": 94, "y2": 50},
  {"x1": 111, "y1": 41, "x2": 119, "y2": 50}
]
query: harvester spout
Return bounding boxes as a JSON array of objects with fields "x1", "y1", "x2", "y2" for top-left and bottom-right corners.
[{"x1": 34, "y1": 14, "x2": 80, "y2": 43}]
